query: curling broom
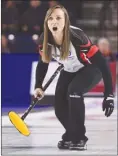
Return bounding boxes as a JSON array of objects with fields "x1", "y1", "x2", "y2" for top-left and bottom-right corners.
[{"x1": 8, "y1": 64, "x2": 64, "y2": 136}]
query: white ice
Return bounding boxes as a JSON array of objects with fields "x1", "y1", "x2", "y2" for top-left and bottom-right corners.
[{"x1": 2, "y1": 98, "x2": 117, "y2": 156}]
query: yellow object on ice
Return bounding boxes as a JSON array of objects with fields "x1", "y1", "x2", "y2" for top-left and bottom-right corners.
[{"x1": 8, "y1": 111, "x2": 30, "y2": 136}]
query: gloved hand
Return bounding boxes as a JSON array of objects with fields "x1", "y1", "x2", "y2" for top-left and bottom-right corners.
[{"x1": 102, "y1": 94, "x2": 114, "y2": 117}]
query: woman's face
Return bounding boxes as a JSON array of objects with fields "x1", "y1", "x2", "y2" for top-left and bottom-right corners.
[{"x1": 47, "y1": 8, "x2": 65, "y2": 34}]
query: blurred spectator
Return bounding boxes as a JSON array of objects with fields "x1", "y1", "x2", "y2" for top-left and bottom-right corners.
[
  {"x1": 48, "y1": 1, "x2": 59, "y2": 7},
  {"x1": 2, "y1": 0, "x2": 19, "y2": 33},
  {"x1": 60, "y1": 0, "x2": 82, "y2": 26},
  {"x1": 15, "y1": 1, "x2": 29, "y2": 15},
  {"x1": 97, "y1": 37, "x2": 116, "y2": 62},
  {"x1": 98, "y1": 0, "x2": 114, "y2": 35},
  {"x1": 1, "y1": 35, "x2": 10, "y2": 53},
  {"x1": 20, "y1": 0, "x2": 48, "y2": 34}
]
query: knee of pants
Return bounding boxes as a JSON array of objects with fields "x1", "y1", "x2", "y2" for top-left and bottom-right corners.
[{"x1": 67, "y1": 85, "x2": 83, "y2": 100}]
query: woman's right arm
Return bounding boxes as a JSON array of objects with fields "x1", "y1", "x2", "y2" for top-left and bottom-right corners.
[
  {"x1": 35, "y1": 60, "x2": 49, "y2": 89},
  {"x1": 34, "y1": 32, "x2": 49, "y2": 98},
  {"x1": 34, "y1": 61, "x2": 49, "y2": 98}
]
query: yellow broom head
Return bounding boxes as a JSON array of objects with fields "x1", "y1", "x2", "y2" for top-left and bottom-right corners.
[{"x1": 8, "y1": 111, "x2": 30, "y2": 136}]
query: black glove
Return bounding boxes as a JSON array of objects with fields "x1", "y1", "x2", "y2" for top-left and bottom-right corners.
[{"x1": 102, "y1": 94, "x2": 114, "y2": 117}]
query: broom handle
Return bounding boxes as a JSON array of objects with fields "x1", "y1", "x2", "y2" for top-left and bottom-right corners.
[{"x1": 21, "y1": 64, "x2": 64, "y2": 120}]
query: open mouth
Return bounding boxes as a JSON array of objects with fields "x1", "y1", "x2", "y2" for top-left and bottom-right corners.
[{"x1": 53, "y1": 27, "x2": 58, "y2": 31}]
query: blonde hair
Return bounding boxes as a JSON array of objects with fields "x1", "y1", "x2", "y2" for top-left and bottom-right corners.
[{"x1": 42, "y1": 5, "x2": 70, "y2": 63}]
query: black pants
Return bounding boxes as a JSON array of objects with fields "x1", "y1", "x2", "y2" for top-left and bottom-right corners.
[{"x1": 54, "y1": 64, "x2": 102, "y2": 142}]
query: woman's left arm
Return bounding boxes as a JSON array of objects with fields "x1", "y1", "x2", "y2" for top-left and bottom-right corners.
[
  {"x1": 75, "y1": 28, "x2": 114, "y2": 116},
  {"x1": 77, "y1": 29, "x2": 113, "y2": 97},
  {"x1": 74, "y1": 28, "x2": 114, "y2": 97},
  {"x1": 89, "y1": 51, "x2": 113, "y2": 97},
  {"x1": 89, "y1": 51, "x2": 114, "y2": 117}
]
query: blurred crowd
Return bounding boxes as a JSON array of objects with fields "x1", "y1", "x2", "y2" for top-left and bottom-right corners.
[
  {"x1": 1, "y1": 0, "x2": 82, "y2": 34},
  {"x1": 1, "y1": 0, "x2": 117, "y2": 62}
]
